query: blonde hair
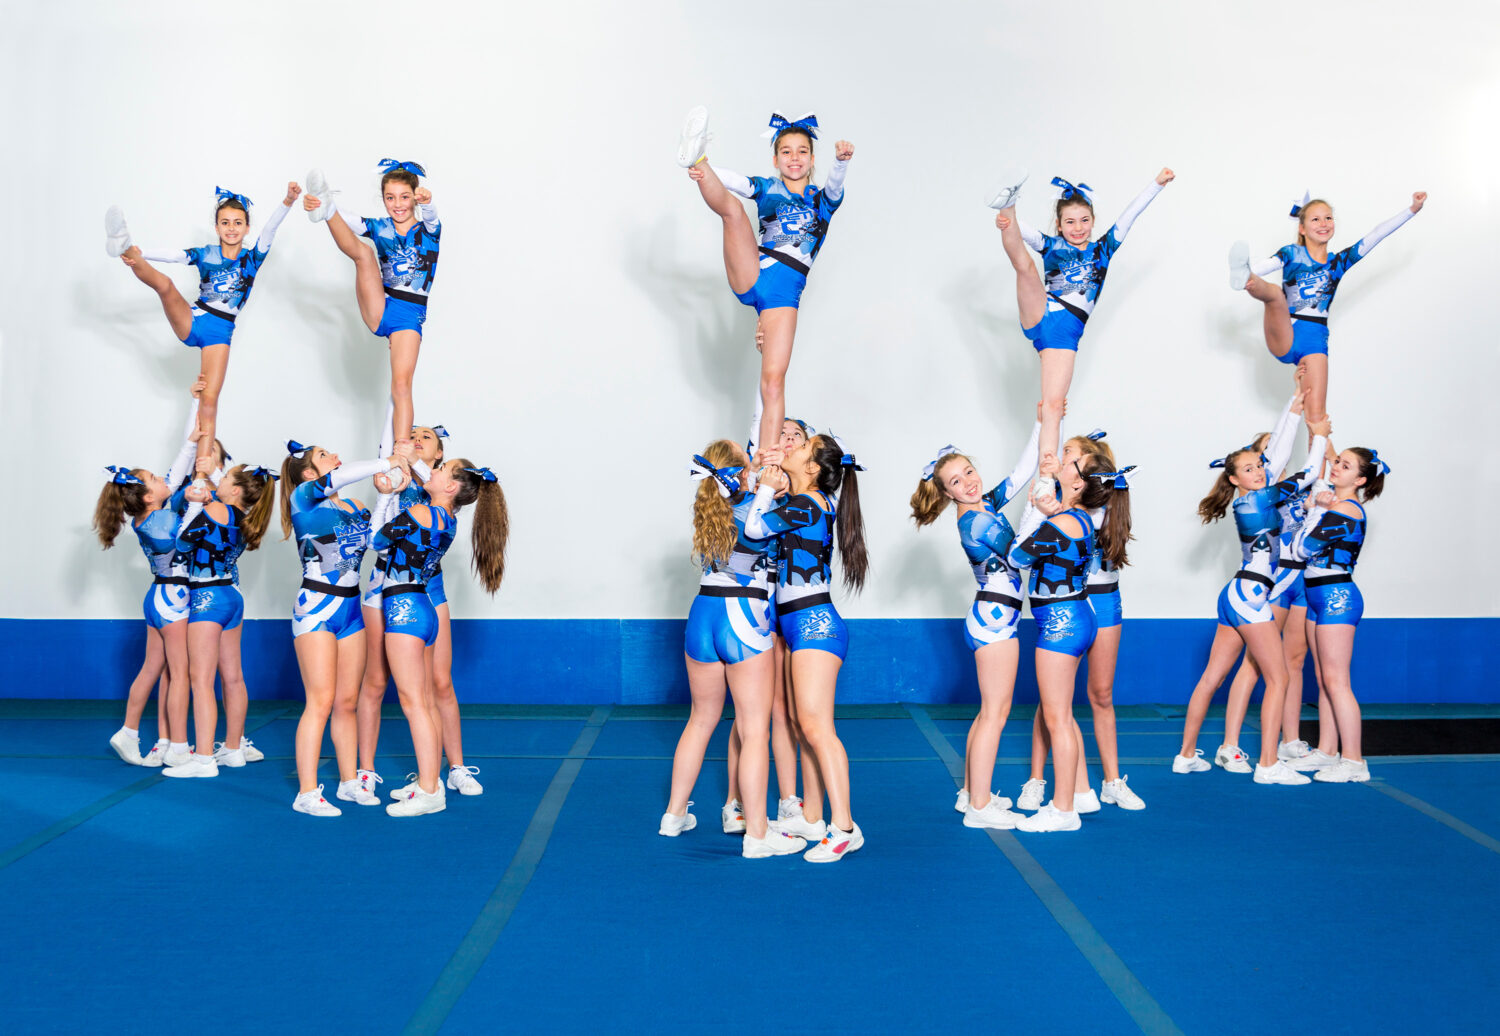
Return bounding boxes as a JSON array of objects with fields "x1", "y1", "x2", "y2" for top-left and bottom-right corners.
[{"x1": 691, "y1": 440, "x2": 742, "y2": 569}]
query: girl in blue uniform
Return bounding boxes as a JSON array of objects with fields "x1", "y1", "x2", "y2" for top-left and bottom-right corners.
[
  {"x1": 1175, "y1": 416, "x2": 1331, "y2": 785},
  {"x1": 1229, "y1": 190, "x2": 1425, "y2": 424},
  {"x1": 1291, "y1": 447, "x2": 1386, "y2": 783},
  {"x1": 660, "y1": 440, "x2": 808, "y2": 858},
  {"x1": 166, "y1": 462, "x2": 277, "y2": 778},
  {"x1": 371, "y1": 459, "x2": 508, "y2": 817},
  {"x1": 92, "y1": 384, "x2": 205, "y2": 765},
  {"x1": 107, "y1": 183, "x2": 300, "y2": 476},
  {"x1": 303, "y1": 161, "x2": 439, "y2": 448},
  {"x1": 745, "y1": 434, "x2": 869, "y2": 861},
  {"x1": 680, "y1": 108, "x2": 854, "y2": 452},
  {"x1": 991, "y1": 168, "x2": 1173, "y2": 464},
  {"x1": 1007, "y1": 453, "x2": 1132, "y2": 832},
  {"x1": 280, "y1": 436, "x2": 409, "y2": 816},
  {"x1": 910, "y1": 417, "x2": 1040, "y2": 830}
]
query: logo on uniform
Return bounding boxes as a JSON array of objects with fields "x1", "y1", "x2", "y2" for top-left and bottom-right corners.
[
  {"x1": 387, "y1": 597, "x2": 417, "y2": 627},
  {"x1": 797, "y1": 609, "x2": 837, "y2": 642},
  {"x1": 1040, "y1": 608, "x2": 1078, "y2": 643},
  {"x1": 191, "y1": 593, "x2": 212, "y2": 613},
  {"x1": 1325, "y1": 587, "x2": 1353, "y2": 614},
  {"x1": 385, "y1": 245, "x2": 425, "y2": 286}
]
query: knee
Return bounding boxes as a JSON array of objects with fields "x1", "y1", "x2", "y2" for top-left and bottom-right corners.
[
  {"x1": 391, "y1": 375, "x2": 413, "y2": 400},
  {"x1": 1087, "y1": 685, "x2": 1113, "y2": 711},
  {"x1": 758, "y1": 372, "x2": 785, "y2": 401},
  {"x1": 432, "y1": 674, "x2": 455, "y2": 703}
]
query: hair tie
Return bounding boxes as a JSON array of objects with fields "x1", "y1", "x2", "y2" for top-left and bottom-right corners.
[
  {"x1": 462, "y1": 466, "x2": 497, "y2": 483},
  {"x1": 1289, "y1": 189, "x2": 1311, "y2": 219},
  {"x1": 214, "y1": 186, "x2": 252, "y2": 210},
  {"x1": 246, "y1": 466, "x2": 279, "y2": 482},
  {"x1": 1085, "y1": 428, "x2": 1107, "y2": 441},
  {"x1": 1210, "y1": 443, "x2": 1268, "y2": 471},
  {"x1": 762, "y1": 111, "x2": 819, "y2": 140},
  {"x1": 688, "y1": 455, "x2": 741, "y2": 498},
  {"x1": 1050, "y1": 176, "x2": 1093, "y2": 205},
  {"x1": 104, "y1": 465, "x2": 144, "y2": 487},
  {"x1": 828, "y1": 431, "x2": 866, "y2": 472},
  {"x1": 286, "y1": 440, "x2": 311, "y2": 457},
  {"x1": 377, "y1": 158, "x2": 427, "y2": 177},
  {"x1": 1090, "y1": 464, "x2": 1137, "y2": 490},
  {"x1": 1367, "y1": 449, "x2": 1390, "y2": 476},
  {"x1": 922, "y1": 444, "x2": 962, "y2": 481},
  {"x1": 429, "y1": 425, "x2": 450, "y2": 439}
]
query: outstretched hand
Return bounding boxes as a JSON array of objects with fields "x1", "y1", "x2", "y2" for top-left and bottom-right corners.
[
  {"x1": 414, "y1": 187, "x2": 432, "y2": 206},
  {"x1": 1410, "y1": 191, "x2": 1427, "y2": 213},
  {"x1": 1156, "y1": 167, "x2": 1176, "y2": 186},
  {"x1": 283, "y1": 182, "x2": 303, "y2": 206},
  {"x1": 834, "y1": 140, "x2": 854, "y2": 162}
]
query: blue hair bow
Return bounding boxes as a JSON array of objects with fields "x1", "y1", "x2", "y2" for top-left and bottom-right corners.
[
  {"x1": 1086, "y1": 428, "x2": 1107, "y2": 441},
  {"x1": 1368, "y1": 450, "x2": 1390, "y2": 476},
  {"x1": 689, "y1": 455, "x2": 741, "y2": 498},
  {"x1": 105, "y1": 465, "x2": 143, "y2": 487},
  {"x1": 286, "y1": 440, "x2": 311, "y2": 457},
  {"x1": 430, "y1": 425, "x2": 450, "y2": 439},
  {"x1": 1091, "y1": 464, "x2": 1138, "y2": 490},
  {"x1": 829, "y1": 432, "x2": 866, "y2": 472},
  {"x1": 789, "y1": 418, "x2": 817, "y2": 438},
  {"x1": 1289, "y1": 189, "x2": 1311, "y2": 219},
  {"x1": 462, "y1": 466, "x2": 497, "y2": 483},
  {"x1": 1209, "y1": 445, "x2": 1267, "y2": 470},
  {"x1": 922, "y1": 444, "x2": 963, "y2": 481},
  {"x1": 377, "y1": 158, "x2": 427, "y2": 177},
  {"x1": 246, "y1": 466, "x2": 279, "y2": 482},
  {"x1": 220, "y1": 447, "x2": 232, "y2": 462},
  {"x1": 1050, "y1": 177, "x2": 1093, "y2": 204},
  {"x1": 214, "y1": 186, "x2": 252, "y2": 211},
  {"x1": 762, "y1": 111, "x2": 819, "y2": 140}
]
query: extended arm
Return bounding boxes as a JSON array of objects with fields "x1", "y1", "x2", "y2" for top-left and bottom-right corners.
[
  {"x1": 419, "y1": 203, "x2": 440, "y2": 233},
  {"x1": 744, "y1": 486, "x2": 815, "y2": 540},
  {"x1": 138, "y1": 248, "x2": 191, "y2": 264},
  {"x1": 252, "y1": 200, "x2": 293, "y2": 252},
  {"x1": 1250, "y1": 253, "x2": 1284, "y2": 278},
  {"x1": 710, "y1": 166, "x2": 755, "y2": 199},
  {"x1": 1109, "y1": 179, "x2": 1166, "y2": 241},
  {"x1": 822, "y1": 157, "x2": 850, "y2": 202},
  {"x1": 988, "y1": 421, "x2": 1042, "y2": 507},
  {"x1": 1353, "y1": 205, "x2": 1417, "y2": 260},
  {"x1": 1016, "y1": 216, "x2": 1047, "y2": 253},
  {"x1": 164, "y1": 398, "x2": 201, "y2": 492},
  {"x1": 1262, "y1": 394, "x2": 1302, "y2": 479},
  {"x1": 1272, "y1": 434, "x2": 1328, "y2": 503}
]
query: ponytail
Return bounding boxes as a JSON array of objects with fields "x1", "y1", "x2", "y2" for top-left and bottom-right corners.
[
  {"x1": 1197, "y1": 448, "x2": 1257, "y2": 523},
  {"x1": 92, "y1": 473, "x2": 150, "y2": 548},
  {"x1": 1346, "y1": 447, "x2": 1387, "y2": 501},
  {"x1": 230, "y1": 465, "x2": 277, "y2": 551},
  {"x1": 1077, "y1": 454, "x2": 1133, "y2": 568},
  {"x1": 691, "y1": 439, "x2": 740, "y2": 569},
  {"x1": 909, "y1": 451, "x2": 968, "y2": 528},
  {"x1": 808, "y1": 435, "x2": 868, "y2": 593},
  {"x1": 451, "y1": 458, "x2": 509, "y2": 594},
  {"x1": 279, "y1": 451, "x2": 319, "y2": 540}
]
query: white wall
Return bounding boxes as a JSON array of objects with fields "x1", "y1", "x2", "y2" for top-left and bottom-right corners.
[{"x1": 3, "y1": 0, "x2": 1495, "y2": 622}]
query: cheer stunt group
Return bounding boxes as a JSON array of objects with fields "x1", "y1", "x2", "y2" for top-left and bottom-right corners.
[
  {"x1": 93, "y1": 161, "x2": 510, "y2": 818},
  {"x1": 662, "y1": 107, "x2": 1422, "y2": 860}
]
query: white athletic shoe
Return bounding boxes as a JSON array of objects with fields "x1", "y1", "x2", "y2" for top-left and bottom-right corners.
[
  {"x1": 1278, "y1": 739, "x2": 1312, "y2": 762},
  {"x1": 336, "y1": 777, "x2": 379, "y2": 806},
  {"x1": 1215, "y1": 744, "x2": 1253, "y2": 774},
  {"x1": 212, "y1": 742, "x2": 247, "y2": 768},
  {"x1": 964, "y1": 796, "x2": 1023, "y2": 830},
  {"x1": 1313, "y1": 757, "x2": 1371, "y2": 783},
  {"x1": 1172, "y1": 749, "x2": 1211, "y2": 774},
  {"x1": 986, "y1": 167, "x2": 1029, "y2": 211},
  {"x1": 163, "y1": 745, "x2": 193, "y2": 768},
  {"x1": 141, "y1": 740, "x2": 168, "y2": 768},
  {"x1": 446, "y1": 765, "x2": 484, "y2": 796},
  {"x1": 356, "y1": 769, "x2": 384, "y2": 801},
  {"x1": 659, "y1": 806, "x2": 696, "y2": 836},
  {"x1": 105, "y1": 206, "x2": 132, "y2": 256},
  {"x1": 776, "y1": 812, "x2": 826, "y2": 842},
  {"x1": 241, "y1": 737, "x2": 264, "y2": 763},
  {"x1": 1228, "y1": 240, "x2": 1252, "y2": 290},
  {"x1": 163, "y1": 754, "x2": 219, "y2": 779},
  {"x1": 676, "y1": 105, "x2": 710, "y2": 168},
  {"x1": 293, "y1": 785, "x2": 342, "y2": 817},
  {"x1": 742, "y1": 826, "x2": 807, "y2": 858},
  {"x1": 1100, "y1": 776, "x2": 1146, "y2": 810},
  {"x1": 109, "y1": 728, "x2": 142, "y2": 765},
  {"x1": 777, "y1": 795, "x2": 803, "y2": 821},
  {"x1": 1253, "y1": 760, "x2": 1312, "y2": 785},
  {"x1": 803, "y1": 822, "x2": 864, "y2": 862},
  {"x1": 1016, "y1": 803, "x2": 1082, "y2": 833},
  {"x1": 1073, "y1": 788, "x2": 1101, "y2": 814},
  {"x1": 386, "y1": 785, "x2": 447, "y2": 817},
  {"x1": 954, "y1": 788, "x2": 969, "y2": 813},
  {"x1": 721, "y1": 799, "x2": 746, "y2": 834},
  {"x1": 305, "y1": 169, "x2": 334, "y2": 222},
  {"x1": 1289, "y1": 749, "x2": 1340, "y2": 772},
  {"x1": 1017, "y1": 777, "x2": 1047, "y2": 810}
]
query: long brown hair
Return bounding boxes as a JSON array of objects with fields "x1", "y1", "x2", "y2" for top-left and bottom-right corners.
[
  {"x1": 278, "y1": 450, "x2": 320, "y2": 539},
  {"x1": 227, "y1": 465, "x2": 277, "y2": 551},
  {"x1": 1077, "y1": 453, "x2": 1133, "y2": 569},
  {"x1": 910, "y1": 451, "x2": 969, "y2": 527},
  {"x1": 93, "y1": 471, "x2": 150, "y2": 548},
  {"x1": 450, "y1": 458, "x2": 509, "y2": 594},
  {"x1": 1198, "y1": 448, "x2": 1259, "y2": 523},
  {"x1": 1346, "y1": 447, "x2": 1386, "y2": 501},
  {"x1": 692, "y1": 439, "x2": 741, "y2": 569},
  {"x1": 808, "y1": 435, "x2": 868, "y2": 592}
]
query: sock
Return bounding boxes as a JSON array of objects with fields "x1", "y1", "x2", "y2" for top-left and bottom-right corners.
[
  {"x1": 170, "y1": 741, "x2": 188, "y2": 753},
  {"x1": 121, "y1": 726, "x2": 138, "y2": 737},
  {"x1": 195, "y1": 752, "x2": 213, "y2": 762}
]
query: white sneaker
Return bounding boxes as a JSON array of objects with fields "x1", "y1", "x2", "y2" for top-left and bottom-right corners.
[
  {"x1": 1314, "y1": 757, "x2": 1371, "y2": 783},
  {"x1": 1215, "y1": 744, "x2": 1253, "y2": 774},
  {"x1": 964, "y1": 796, "x2": 1023, "y2": 830},
  {"x1": 742, "y1": 826, "x2": 807, "y2": 858},
  {"x1": 336, "y1": 777, "x2": 379, "y2": 806},
  {"x1": 1172, "y1": 749, "x2": 1211, "y2": 774},
  {"x1": 721, "y1": 800, "x2": 746, "y2": 834},
  {"x1": 163, "y1": 745, "x2": 193, "y2": 768},
  {"x1": 386, "y1": 785, "x2": 447, "y2": 817},
  {"x1": 105, "y1": 206, "x2": 132, "y2": 256},
  {"x1": 293, "y1": 786, "x2": 342, "y2": 817},
  {"x1": 1101, "y1": 776, "x2": 1146, "y2": 810},
  {"x1": 390, "y1": 773, "x2": 421, "y2": 799},
  {"x1": 141, "y1": 740, "x2": 168, "y2": 768},
  {"x1": 1017, "y1": 777, "x2": 1047, "y2": 810},
  {"x1": 1278, "y1": 739, "x2": 1312, "y2": 762},
  {"x1": 241, "y1": 737, "x2": 264, "y2": 763},
  {"x1": 777, "y1": 812, "x2": 826, "y2": 842},
  {"x1": 356, "y1": 769, "x2": 384, "y2": 800},
  {"x1": 446, "y1": 765, "x2": 483, "y2": 796},
  {"x1": 804, "y1": 822, "x2": 864, "y2": 862},
  {"x1": 212, "y1": 742, "x2": 246, "y2": 768},
  {"x1": 305, "y1": 169, "x2": 334, "y2": 222},
  {"x1": 109, "y1": 728, "x2": 142, "y2": 765},
  {"x1": 1228, "y1": 240, "x2": 1252, "y2": 290},
  {"x1": 986, "y1": 167, "x2": 1029, "y2": 210},
  {"x1": 163, "y1": 754, "x2": 219, "y2": 779},
  {"x1": 1289, "y1": 748, "x2": 1340, "y2": 772},
  {"x1": 676, "y1": 105, "x2": 709, "y2": 168},
  {"x1": 1253, "y1": 760, "x2": 1312, "y2": 785},
  {"x1": 954, "y1": 788, "x2": 970, "y2": 814},
  {"x1": 1016, "y1": 803, "x2": 1082, "y2": 833},
  {"x1": 1073, "y1": 788, "x2": 1101, "y2": 814},
  {"x1": 659, "y1": 806, "x2": 696, "y2": 836},
  {"x1": 777, "y1": 795, "x2": 803, "y2": 821}
]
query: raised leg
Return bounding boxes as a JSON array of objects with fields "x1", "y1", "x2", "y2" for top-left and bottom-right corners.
[
  {"x1": 1246, "y1": 274, "x2": 1293, "y2": 358},
  {"x1": 122, "y1": 248, "x2": 195, "y2": 340},
  {"x1": 325, "y1": 216, "x2": 387, "y2": 333},
  {"x1": 997, "y1": 210, "x2": 1047, "y2": 330},
  {"x1": 690, "y1": 163, "x2": 762, "y2": 293}
]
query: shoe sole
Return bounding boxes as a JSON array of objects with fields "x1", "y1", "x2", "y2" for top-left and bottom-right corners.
[
  {"x1": 1229, "y1": 241, "x2": 1251, "y2": 289},
  {"x1": 110, "y1": 743, "x2": 142, "y2": 765},
  {"x1": 677, "y1": 107, "x2": 709, "y2": 167},
  {"x1": 1101, "y1": 796, "x2": 1146, "y2": 811},
  {"x1": 386, "y1": 801, "x2": 447, "y2": 817},
  {"x1": 963, "y1": 815, "x2": 1019, "y2": 830}
]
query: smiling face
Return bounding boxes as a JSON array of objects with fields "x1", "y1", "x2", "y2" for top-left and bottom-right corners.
[
  {"x1": 773, "y1": 131, "x2": 813, "y2": 184},
  {"x1": 383, "y1": 180, "x2": 417, "y2": 224},
  {"x1": 936, "y1": 456, "x2": 983, "y2": 506},
  {"x1": 1299, "y1": 202, "x2": 1335, "y2": 247},
  {"x1": 1328, "y1": 449, "x2": 1367, "y2": 493},
  {"x1": 215, "y1": 204, "x2": 248, "y2": 248},
  {"x1": 1228, "y1": 451, "x2": 1267, "y2": 493},
  {"x1": 1058, "y1": 201, "x2": 1094, "y2": 246}
]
